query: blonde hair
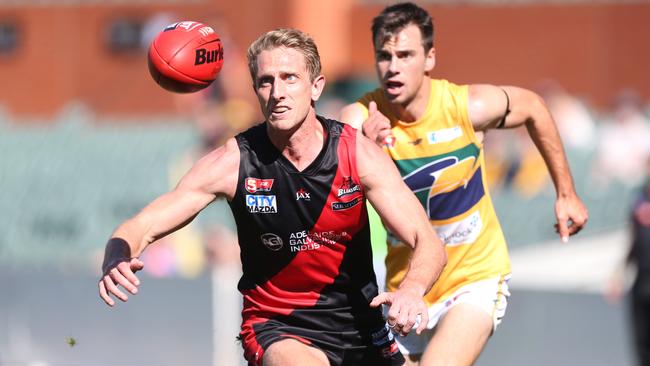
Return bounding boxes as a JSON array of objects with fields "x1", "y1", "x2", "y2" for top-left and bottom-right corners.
[{"x1": 247, "y1": 28, "x2": 321, "y2": 84}]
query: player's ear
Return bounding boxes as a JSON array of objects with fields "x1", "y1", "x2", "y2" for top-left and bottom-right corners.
[
  {"x1": 311, "y1": 74, "x2": 326, "y2": 102},
  {"x1": 424, "y1": 47, "x2": 436, "y2": 73}
]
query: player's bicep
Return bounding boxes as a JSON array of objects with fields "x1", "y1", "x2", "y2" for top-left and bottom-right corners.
[
  {"x1": 142, "y1": 138, "x2": 240, "y2": 240},
  {"x1": 357, "y1": 136, "x2": 428, "y2": 248},
  {"x1": 469, "y1": 84, "x2": 543, "y2": 131},
  {"x1": 340, "y1": 103, "x2": 367, "y2": 130},
  {"x1": 136, "y1": 188, "x2": 211, "y2": 242}
]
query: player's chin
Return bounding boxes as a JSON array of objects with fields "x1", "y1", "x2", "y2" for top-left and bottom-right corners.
[
  {"x1": 267, "y1": 115, "x2": 297, "y2": 130},
  {"x1": 384, "y1": 90, "x2": 406, "y2": 104}
]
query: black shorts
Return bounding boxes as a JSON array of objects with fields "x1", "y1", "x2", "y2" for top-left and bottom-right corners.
[{"x1": 241, "y1": 317, "x2": 405, "y2": 366}]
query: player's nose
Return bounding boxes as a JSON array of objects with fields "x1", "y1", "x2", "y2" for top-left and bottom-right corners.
[
  {"x1": 387, "y1": 55, "x2": 399, "y2": 73},
  {"x1": 270, "y1": 79, "x2": 286, "y2": 100}
]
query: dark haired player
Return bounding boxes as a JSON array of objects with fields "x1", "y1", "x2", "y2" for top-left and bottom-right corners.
[{"x1": 341, "y1": 3, "x2": 588, "y2": 365}]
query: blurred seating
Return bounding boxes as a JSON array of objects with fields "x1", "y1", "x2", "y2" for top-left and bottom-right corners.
[
  {"x1": 0, "y1": 113, "x2": 199, "y2": 271},
  {"x1": 0, "y1": 81, "x2": 647, "y2": 270}
]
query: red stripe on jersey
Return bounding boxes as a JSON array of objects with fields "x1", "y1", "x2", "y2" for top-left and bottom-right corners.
[{"x1": 240, "y1": 123, "x2": 367, "y2": 319}]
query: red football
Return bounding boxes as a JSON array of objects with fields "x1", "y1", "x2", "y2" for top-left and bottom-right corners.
[{"x1": 148, "y1": 21, "x2": 224, "y2": 93}]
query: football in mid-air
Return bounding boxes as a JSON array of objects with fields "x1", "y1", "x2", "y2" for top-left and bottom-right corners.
[{"x1": 147, "y1": 20, "x2": 224, "y2": 93}]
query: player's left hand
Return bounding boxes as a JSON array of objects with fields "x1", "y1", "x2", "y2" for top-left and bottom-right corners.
[
  {"x1": 362, "y1": 101, "x2": 393, "y2": 146},
  {"x1": 370, "y1": 287, "x2": 429, "y2": 336},
  {"x1": 554, "y1": 192, "x2": 588, "y2": 242}
]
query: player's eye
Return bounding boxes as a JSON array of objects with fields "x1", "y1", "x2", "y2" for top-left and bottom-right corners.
[
  {"x1": 376, "y1": 52, "x2": 391, "y2": 62},
  {"x1": 397, "y1": 51, "x2": 412, "y2": 59},
  {"x1": 257, "y1": 77, "x2": 273, "y2": 86},
  {"x1": 285, "y1": 74, "x2": 297, "y2": 82}
]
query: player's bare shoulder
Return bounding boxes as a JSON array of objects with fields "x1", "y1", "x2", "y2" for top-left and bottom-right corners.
[
  {"x1": 340, "y1": 102, "x2": 367, "y2": 129},
  {"x1": 355, "y1": 132, "x2": 398, "y2": 186},
  {"x1": 177, "y1": 137, "x2": 240, "y2": 200}
]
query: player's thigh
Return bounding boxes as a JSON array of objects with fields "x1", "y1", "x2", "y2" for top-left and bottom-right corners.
[
  {"x1": 420, "y1": 303, "x2": 493, "y2": 366},
  {"x1": 263, "y1": 338, "x2": 329, "y2": 366}
]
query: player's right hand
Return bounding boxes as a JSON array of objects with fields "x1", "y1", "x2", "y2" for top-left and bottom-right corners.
[
  {"x1": 554, "y1": 193, "x2": 588, "y2": 242},
  {"x1": 370, "y1": 287, "x2": 429, "y2": 337},
  {"x1": 362, "y1": 101, "x2": 393, "y2": 146},
  {"x1": 99, "y1": 257, "x2": 144, "y2": 307}
]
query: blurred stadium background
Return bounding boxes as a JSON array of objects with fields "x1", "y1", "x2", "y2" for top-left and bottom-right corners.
[{"x1": 1, "y1": 0, "x2": 649, "y2": 365}]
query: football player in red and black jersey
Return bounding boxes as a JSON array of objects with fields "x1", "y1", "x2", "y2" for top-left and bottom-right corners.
[{"x1": 99, "y1": 28, "x2": 446, "y2": 366}]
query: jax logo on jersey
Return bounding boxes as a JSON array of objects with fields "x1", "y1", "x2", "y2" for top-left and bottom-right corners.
[
  {"x1": 337, "y1": 176, "x2": 361, "y2": 197},
  {"x1": 295, "y1": 188, "x2": 311, "y2": 201},
  {"x1": 245, "y1": 177, "x2": 274, "y2": 193},
  {"x1": 246, "y1": 195, "x2": 277, "y2": 213}
]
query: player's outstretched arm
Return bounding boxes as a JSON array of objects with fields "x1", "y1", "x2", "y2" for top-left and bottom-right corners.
[
  {"x1": 356, "y1": 133, "x2": 446, "y2": 336},
  {"x1": 468, "y1": 84, "x2": 588, "y2": 241},
  {"x1": 98, "y1": 138, "x2": 240, "y2": 307}
]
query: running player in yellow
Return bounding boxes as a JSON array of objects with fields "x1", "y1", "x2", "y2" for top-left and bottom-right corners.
[{"x1": 340, "y1": 3, "x2": 589, "y2": 365}]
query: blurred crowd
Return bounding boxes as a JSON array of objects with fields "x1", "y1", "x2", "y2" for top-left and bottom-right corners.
[
  {"x1": 145, "y1": 71, "x2": 650, "y2": 275},
  {"x1": 482, "y1": 81, "x2": 650, "y2": 198},
  {"x1": 141, "y1": 15, "x2": 650, "y2": 276}
]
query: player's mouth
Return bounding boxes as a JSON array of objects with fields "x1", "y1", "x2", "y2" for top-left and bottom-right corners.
[
  {"x1": 385, "y1": 80, "x2": 404, "y2": 95},
  {"x1": 270, "y1": 106, "x2": 290, "y2": 118}
]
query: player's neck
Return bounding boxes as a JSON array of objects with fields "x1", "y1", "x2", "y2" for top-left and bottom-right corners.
[
  {"x1": 268, "y1": 110, "x2": 324, "y2": 171},
  {"x1": 390, "y1": 77, "x2": 431, "y2": 123}
]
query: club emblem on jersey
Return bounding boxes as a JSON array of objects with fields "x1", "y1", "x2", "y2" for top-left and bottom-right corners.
[
  {"x1": 245, "y1": 177, "x2": 274, "y2": 193},
  {"x1": 246, "y1": 195, "x2": 277, "y2": 213},
  {"x1": 408, "y1": 137, "x2": 423, "y2": 146},
  {"x1": 260, "y1": 233, "x2": 283, "y2": 251},
  {"x1": 337, "y1": 177, "x2": 361, "y2": 198},
  {"x1": 295, "y1": 188, "x2": 311, "y2": 201},
  {"x1": 398, "y1": 144, "x2": 484, "y2": 221}
]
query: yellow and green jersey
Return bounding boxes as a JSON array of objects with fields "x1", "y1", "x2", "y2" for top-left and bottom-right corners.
[{"x1": 357, "y1": 79, "x2": 511, "y2": 305}]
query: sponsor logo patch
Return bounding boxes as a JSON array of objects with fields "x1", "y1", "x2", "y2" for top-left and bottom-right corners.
[
  {"x1": 260, "y1": 233, "x2": 283, "y2": 251},
  {"x1": 246, "y1": 195, "x2": 277, "y2": 214},
  {"x1": 289, "y1": 230, "x2": 320, "y2": 252},
  {"x1": 295, "y1": 188, "x2": 311, "y2": 201},
  {"x1": 245, "y1": 177, "x2": 274, "y2": 193},
  {"x1": 427, "y1": 126, "x2": 463, "y2": 144},
  {"x1": 337, "y1": 177, "x2": 361, "y2": 197},
  {"x1": 287, "y1": 230, "x2": 349, "y2": 252},
  {"x1": 434, "y1": 210, "x2": 483, "y2": 246},
  {"x1": 332, "y1": 196, "x2": 362, "y2": 211}
]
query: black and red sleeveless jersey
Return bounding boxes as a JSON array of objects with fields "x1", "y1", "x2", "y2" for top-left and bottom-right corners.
[{"x1": 228, "y1": 117, "x2": 386, "y2": 358}]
